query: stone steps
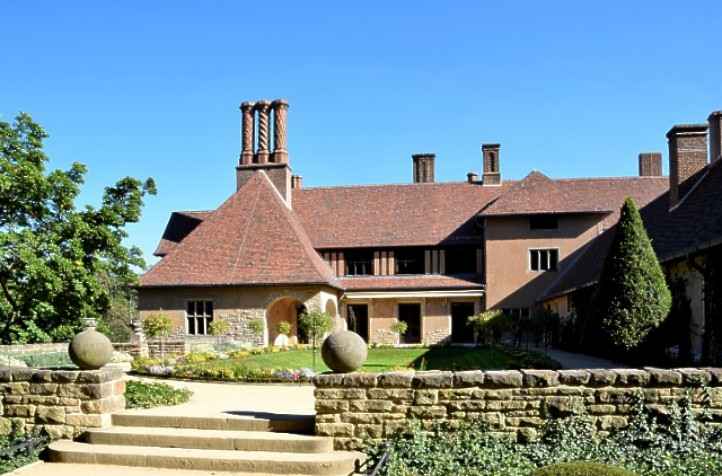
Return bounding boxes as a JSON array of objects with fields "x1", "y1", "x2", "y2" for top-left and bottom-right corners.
[
  {"x1": 46, "y1": 441, "x2": 362, "y2": 475},
  {"x1": 111, "y1": 413, "x2": 315, "y2": 433},
  {"x1": 43, "y1": 412, "x2": 362, "y2": 475},
  {"x1": 84, "y1": 426, "x2": 334, "y2": 453}
]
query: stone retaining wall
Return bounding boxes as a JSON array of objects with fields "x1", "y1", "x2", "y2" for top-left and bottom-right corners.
[
  {"x1": 0, "y1": 366, "x2": 125, "y2": 439},
  {"x1": 313, "y1": 368, "x2": 722, "y2": 450}
]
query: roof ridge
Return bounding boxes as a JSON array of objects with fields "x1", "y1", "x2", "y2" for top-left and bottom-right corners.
[{"x1": 298, "y1": 180, "x2": 516, "y2": 191}]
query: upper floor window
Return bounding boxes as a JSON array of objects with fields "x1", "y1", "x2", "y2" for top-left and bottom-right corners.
[
  {"x1": 395, "y1": 248, "x2": 425, "y2": 274},
  {"x1": 187, "y1": 300, "x2": 213, "y2": 335},
  {"x1": 445, "y1": 246, "x2": 479, "y2": 275},
  {"x1": 530, "y1": 248, "x2": 558, "y2": 272},
  {"x1": 345, "y1": 249, "x2": 373, "y2": 276},
  {"x1": 529, "y1": 214, "x2": 558, "y2": 230}
]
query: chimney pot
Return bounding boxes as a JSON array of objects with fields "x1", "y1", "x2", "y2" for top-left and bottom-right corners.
[
  {"x1": 467, "y1": 172, "x2": 479, "y2": 184},
  {"x1": 239, "y1": 101, "x2": 256, "y2": 165},
  {"x1": 638, "y1": 152, "x2": 662, "y2": 177},
  {"x1": 709, "y1": 111, "x2": 722, "y2": 163},
  {"x1": 254, "y1": 100, "x2": 272, "y2": 164},
  {"x1": 667, "y1": 123, "x2": 708, "y2": 207},
  {"x1": 481, "y1": 143, "x2": 501, "y2": 185},
  {"x1": 412, "y1": 153, "x2": 435, "y2": 183},
  {"x1": 291, "y1": 175, "x2": 303, "y2": 189}
]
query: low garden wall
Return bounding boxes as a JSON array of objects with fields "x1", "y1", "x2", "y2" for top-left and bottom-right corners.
[
  {"x1": 314, "y1": 368, "x2": 722, "y2": 450},
  {"x1": 0, "y1": 343, "x2": 68, "y2": 355},
  {"x1": 0, "y1": 367, "x2": 125, "y2": 439}
]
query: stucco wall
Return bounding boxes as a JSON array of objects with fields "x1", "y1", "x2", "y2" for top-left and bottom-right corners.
[
  {"x1": 138, "y1": 285, "x2": 339, "y2": 346},
  {"x1": 484, "y1": 214, "x2": 604, "y2": 310}
]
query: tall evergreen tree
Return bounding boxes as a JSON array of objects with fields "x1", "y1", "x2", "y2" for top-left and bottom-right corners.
[{"x1": 595, "y1": 197, "x2": 671, "y2": 349}]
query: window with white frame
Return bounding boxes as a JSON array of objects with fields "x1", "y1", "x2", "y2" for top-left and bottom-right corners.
[
  {"x1": 186, "y1": 300, "x2": 213, "y2": 335},
  {"x1": 529, "y1": 248, "x2": 559, "y2": 272}
]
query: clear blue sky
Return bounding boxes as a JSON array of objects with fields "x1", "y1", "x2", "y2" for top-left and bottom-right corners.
[{"x1": 2, "y1": 1, "x2": 721, "y2": 265}]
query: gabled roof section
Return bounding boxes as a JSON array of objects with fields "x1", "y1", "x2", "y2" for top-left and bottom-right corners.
[
  {"x1": 482, "y1": 172, "x2": 668, "y2": 217},
  {"x1": 153, "y1": 210, "x2": 213, "y2": 257},
  {"x1": 292, "y1": 181, "x2": 514, "y2": 249},
  {"x1": 140, "y1": 171, "x2": 338, "y2": 288}
]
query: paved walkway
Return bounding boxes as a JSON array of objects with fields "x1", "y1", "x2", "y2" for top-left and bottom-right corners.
[
  {"x1": 10, "y1": 462, "x2": 287, "y2": 476},
  {"x1": 529, "y1": 346, "x2": 626, "y2": 369},
  {"x1": 124, "y1": 377, "x2": 316, "y2": 419}
]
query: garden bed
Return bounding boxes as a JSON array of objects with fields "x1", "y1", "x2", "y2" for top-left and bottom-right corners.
[{"x1": 131, "y1": 345, "x2": 560, "y2": 383}]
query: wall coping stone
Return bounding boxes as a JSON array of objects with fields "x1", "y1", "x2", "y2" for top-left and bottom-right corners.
[
  {"x1": 313, "y1": 368, "x2": 722, "y2": 389},
  {"x1": 0, "y1": 366, "x2": 122, "y2": 384}
]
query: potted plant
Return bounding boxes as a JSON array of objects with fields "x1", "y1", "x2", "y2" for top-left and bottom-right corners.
[
  {"x1": 275, "y1": 320, "x2": 292, "y2": 348},
  {"x1": 390, "y1": 320, "x2": 408, "y2": 345}
]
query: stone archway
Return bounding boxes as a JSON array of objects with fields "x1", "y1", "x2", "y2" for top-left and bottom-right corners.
[{"x1": 266, "y1": 297, "x2": 306, "y2": 346}]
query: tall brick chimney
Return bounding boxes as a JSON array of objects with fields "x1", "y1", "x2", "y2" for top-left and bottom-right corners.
[
  {"x1": 638, "y1": 152, "x2": 662, "y2": 177},
  {"x1": 237, "y1": 98, "x2": 293, "y2": 206},
  {"x1": 412, "y1": 153, "x2": 435, "y2": 183},
  {"x1": 709, "y1": 111, "x2": 722, "y2": 163},
  {"x1": 667, "y1": 124, "x2": 708, "y2": 207},
  {"x1": 482, "y1": 144, "x2": 501, "y2": 186}
]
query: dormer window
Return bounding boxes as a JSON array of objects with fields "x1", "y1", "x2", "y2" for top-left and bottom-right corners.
[{"x1": 529, "y1": 214, "x2": 558, "y2": 230}]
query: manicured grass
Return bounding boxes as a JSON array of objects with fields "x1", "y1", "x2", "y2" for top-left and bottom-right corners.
[{"x1": 194, "y1": 346, "x2": 559, "y2": 373}]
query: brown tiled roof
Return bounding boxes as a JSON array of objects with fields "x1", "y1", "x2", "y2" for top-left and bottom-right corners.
[
  {"x1": 482, "y1": 171, "x2": 669, "y2": 217},
  {"x1": 292, "y1": 182, "x2": 514, "y2": 249},
  {"x1": 543, "y1": 164, "x2": 722, "y2": 300},
  {"x1": 153, "y1": 211, "x2": 212, "y2": 257},
  {"x1": 339, "y1": 273, "x2": 483, "y2": 291},
  {"x1": 140, "y1": 171, "x2": 338, "y2": 288}
]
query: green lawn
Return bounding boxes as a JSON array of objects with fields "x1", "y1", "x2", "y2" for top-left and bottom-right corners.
[{"x1": 193, "y1": 346, "x2": 559, "y2": 373}]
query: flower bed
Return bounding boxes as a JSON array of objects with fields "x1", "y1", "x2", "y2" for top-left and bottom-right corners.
[{"x1": 131, "y1": 345, "x2": 559, "y2": 383}]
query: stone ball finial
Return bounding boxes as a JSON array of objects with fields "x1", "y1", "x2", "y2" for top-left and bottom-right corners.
[
  {"x1": 68, "y1": 319, "x2": 114, "y2": 370},
  {"x1": 321, "y1": 331, "x2": 368, "y2": 373}
]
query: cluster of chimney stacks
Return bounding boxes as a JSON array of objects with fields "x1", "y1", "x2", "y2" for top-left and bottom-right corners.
[{"x1": 239, "y1": 99, "x2": 289, "y2": 166}]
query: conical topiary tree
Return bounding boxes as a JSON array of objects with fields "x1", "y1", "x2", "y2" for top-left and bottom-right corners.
[{"x1": 595, "y1": 197, "x2": 672, "y2": 350}]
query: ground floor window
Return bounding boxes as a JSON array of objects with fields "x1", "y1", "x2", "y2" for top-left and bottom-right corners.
[{"x1": 186, "y1": 300, "x2": 213, "y2": 335}]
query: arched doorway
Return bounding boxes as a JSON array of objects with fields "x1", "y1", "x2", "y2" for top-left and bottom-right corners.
[{"x1": 266, "y1": 297, "x2": 307, "y2": 346}]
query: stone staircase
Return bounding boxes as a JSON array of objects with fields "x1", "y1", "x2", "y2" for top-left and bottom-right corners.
[{"x1": 45, "y1": 413, "x2": 363, "y2": 475}]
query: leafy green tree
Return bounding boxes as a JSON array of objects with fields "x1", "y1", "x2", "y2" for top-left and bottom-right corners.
[
  {"x1": 467, "y1": 309, "x2": 509, "y2": 345},
  {"x1": 0, "y1": 113, "x2": 156, "y2": 343},
  {"x1": 390, "y1": 320, "x2": 408, "y2": 343},
  {"x1": 298, "y1": 310, "x2": 333, "y2": 370},
  {"x1": 595, "y1": 197, "x2": 671, "y2": 349}
]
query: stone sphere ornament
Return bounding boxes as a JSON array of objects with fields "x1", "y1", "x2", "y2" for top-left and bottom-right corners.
[
  {"x1": 68, "y1": 318, "x2": 114, "y2": 370},
  {"x1": 321, "y1": 331, "x2": 368, "y2": 373}
]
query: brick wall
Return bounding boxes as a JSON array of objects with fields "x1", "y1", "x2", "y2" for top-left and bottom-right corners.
[
  {"x1": 314, "y1": 368, "x2": 722, "y2": 450},
  {"x1": 0, "y1": 367, "x2": 125, "y2": 440}
]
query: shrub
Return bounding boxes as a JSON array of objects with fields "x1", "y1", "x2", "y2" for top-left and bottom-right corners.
[
  {"x1": 248, "y1": 319, "x2": 265, "y2": 338},
  {"x1": 532, "y1": 462, "x2": 639, "y2": 476},
  {"x1": 390, "y1": 320, "x2": 408, "y2": 338},
  {"x1": 278, "y1": 320, "x2": 292, "y2": 336},
  {"x1": 0, "y1": 429, "x2": 48, "y2": 474},
  {"x1": 142, "y1": 313, "x2": 172, "y2": 339},
  {"x1": 467, "y1": 309, "x2": 510, "y2": 344},
  {"x1": 208, "y1": 319, "x2": 230, "y2": 336},
  {"x1": 595, "y1": 198, "x2": 672, "y2": 350},
  {"x1": 125, "y1": 380, "x2": 192, "y2": 409}
]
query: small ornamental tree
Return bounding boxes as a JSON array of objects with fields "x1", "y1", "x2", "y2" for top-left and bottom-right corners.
[
  {"x1": 390, "y1": 320, "x2": 408, "y2": 344},
  {"x1": 595, "y1": 197, "x2": 672, "y2": 350},
  {"x1": 298, "y1": 310, "x2": 333, "y2": 371},
  {"x1": 467, "y1": 309, "x2": 509, "y2": 345}
]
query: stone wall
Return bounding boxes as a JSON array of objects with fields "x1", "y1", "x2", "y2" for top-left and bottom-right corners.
[
  {"x1": 0, "y1": 343, "x2": 68, "y2": 355},
  {"x1": 314, "y1": 368, "x2": 722, "y2": 450},
  {"x1": 0, "y1": 366, "x2": 125, "y2": 440}
]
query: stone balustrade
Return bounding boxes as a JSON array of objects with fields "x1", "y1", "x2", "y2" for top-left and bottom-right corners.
[
  {"x1": 0, "y1": 366, "x2": 125, "y2": 439},
  {"x1": 313, "y1": 368, "x2": 722, "y2": 450}
]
